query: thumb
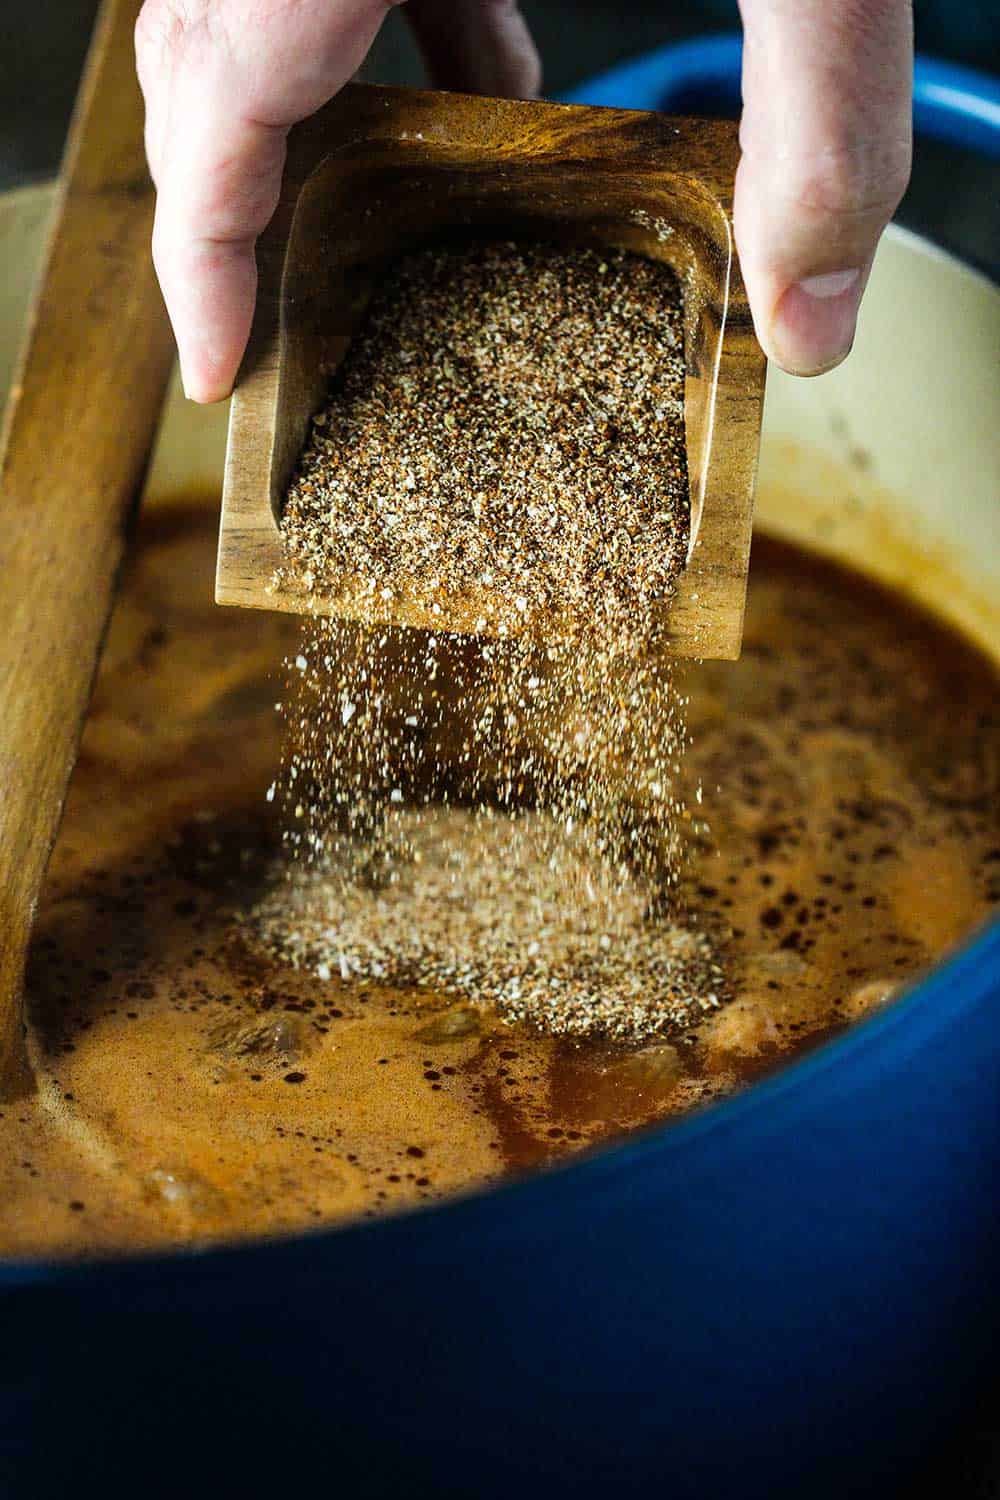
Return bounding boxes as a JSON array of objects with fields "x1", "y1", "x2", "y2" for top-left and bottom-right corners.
[{"x1": 735, "y1": 0, "x2": 913, "y2": 376}]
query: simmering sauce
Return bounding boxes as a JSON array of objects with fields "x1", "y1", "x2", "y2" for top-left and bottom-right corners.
[{"x1": 1, "y1": 495, "x2": 998, "y2": 1257}]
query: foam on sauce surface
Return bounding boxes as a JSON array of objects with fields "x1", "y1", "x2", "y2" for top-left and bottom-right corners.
[{"x1": 2, "y1": 500, "x2": 998, "y2": 1257}]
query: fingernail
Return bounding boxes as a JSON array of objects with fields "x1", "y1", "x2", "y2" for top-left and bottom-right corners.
[{"x1": 770, "y1": 268, "x2": 862, "y2": 376}]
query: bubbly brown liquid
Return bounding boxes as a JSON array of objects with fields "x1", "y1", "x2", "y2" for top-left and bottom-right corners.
[{"x1": 2, "y1": 494, "x2": 998, "y2": 1258}]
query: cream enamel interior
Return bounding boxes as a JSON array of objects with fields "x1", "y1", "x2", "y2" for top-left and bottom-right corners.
[{"x1": 757, "y1": 230, "x2": 1000, "y2": 663}]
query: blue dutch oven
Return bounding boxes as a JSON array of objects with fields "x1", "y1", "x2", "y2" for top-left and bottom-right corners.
[{"x1": 1, "y1": 39, "x2": 999, "y2": 1500}]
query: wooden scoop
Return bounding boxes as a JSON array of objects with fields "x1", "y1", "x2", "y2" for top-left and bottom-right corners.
[{"x1": 218, "y1": 85, "x2": 766, "y2": 660}]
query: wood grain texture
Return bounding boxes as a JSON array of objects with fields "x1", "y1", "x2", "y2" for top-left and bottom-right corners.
[
  {"x1": 219, "y1": 85, "x2": 766, "y2": 657},
  {"x1": 0, "y1": 0, "x2": 174, "y2": 1096}
]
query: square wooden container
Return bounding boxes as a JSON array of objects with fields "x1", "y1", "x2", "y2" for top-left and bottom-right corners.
[{"x1": 217, "y1": 84, "x2": 766, "y2": 658}]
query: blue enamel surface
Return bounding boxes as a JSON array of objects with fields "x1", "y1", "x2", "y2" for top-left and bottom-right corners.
[{"x1": 560, "y1": 34, "x2": 1000, "y2": 158}]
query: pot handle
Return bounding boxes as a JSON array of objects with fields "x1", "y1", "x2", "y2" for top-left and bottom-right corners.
[{"x1": 561, "y1": 33, "x2": 1000, "y2": 157}]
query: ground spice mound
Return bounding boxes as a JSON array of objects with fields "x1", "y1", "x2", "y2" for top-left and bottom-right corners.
[
  {"x1": 281, "y1": 239, "x2": 689, "y2": 636},
  {"x1": 248, "y1": 806, "x2": 722, "y2": 1042}
]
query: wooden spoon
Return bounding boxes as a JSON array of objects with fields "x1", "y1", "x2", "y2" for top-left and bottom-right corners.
[
  {"x1": 217, "y1": 85, "x2": 766, "y2": 660},
  {"x1": 0, "y1": 0, "x2": 174, "y2": 1096}
]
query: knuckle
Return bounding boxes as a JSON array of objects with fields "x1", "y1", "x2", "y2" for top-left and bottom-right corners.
[
  {"x1": 150, "y1": 215, "x2": 176, "y2": 275},
  {"x1": 134, "y1": 0, "x2": 207, "y2": 63},
  {"x1": 150, "y1": 225, "x2": 176, "y2": 295},
  {"x1": 780, "y1": 139, "x2": 911, "y2": 222},
  {"x1": 135, "y1": 1, "x2": 181, "y2": 61},
  {"x1": 837, "y1": 0, "x2": 914, "y2": 44}
]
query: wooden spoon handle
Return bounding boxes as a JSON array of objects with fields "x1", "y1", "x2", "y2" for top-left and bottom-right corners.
[{"x1": 0, "y1": 0, "x2": 174, "y2": 1096}]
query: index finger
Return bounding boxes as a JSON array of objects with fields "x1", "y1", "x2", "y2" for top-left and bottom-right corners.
[{"x1": 135, "y1": 0, "x2": 394, "y2": 401}]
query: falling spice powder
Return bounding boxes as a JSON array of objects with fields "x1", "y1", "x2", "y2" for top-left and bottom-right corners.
[{"x1": 251, "y1": 238, "x2": 721, "y2": 1043}]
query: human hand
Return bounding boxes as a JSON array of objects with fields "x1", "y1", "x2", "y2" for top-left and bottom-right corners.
[
  {"x1": 134, "y1": 0, "x2": 540, "y2": 402},
  {"x1": 136, "y1": 1, "x2": 912, "y2": 400},
  {"x1": 735, "y1": 0, "x2": 913, "y2": 374}
]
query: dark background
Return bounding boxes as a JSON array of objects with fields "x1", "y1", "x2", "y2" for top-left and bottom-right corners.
[
  {"x1": 1, "y1": 1, "x2": 999, "y2": 273},
  {"x1": 1, "y1": 1, "x2": 998, "y2": 1495}
]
